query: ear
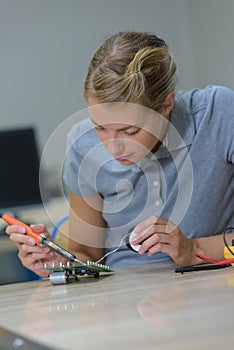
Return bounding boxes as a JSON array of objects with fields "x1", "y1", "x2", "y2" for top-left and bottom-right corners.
[{"x1": 162, "y1": 92, "x2": 174, "y2": 116}]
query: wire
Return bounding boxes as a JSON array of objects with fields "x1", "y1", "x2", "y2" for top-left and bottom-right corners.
[
  {"x1": 223, "y1": 226, "x2": 234, "y2": 256},
  {"x1": 95, "y1": 234, "x2": 128, "y2": 264},
  {"x1": 50, "y1": 215, "x2": 69, "y2": 238},
  {"x1": 50, "y1": 216, "x2": 129, "y2": 265}
]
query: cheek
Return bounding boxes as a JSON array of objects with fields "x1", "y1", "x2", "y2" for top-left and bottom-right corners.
[
  {"x1": 95, "y1": 131, "x2": 108, "y2": 144},
  {"x1": 135, "y1": 134, "x2": 157, "y2": 152}
]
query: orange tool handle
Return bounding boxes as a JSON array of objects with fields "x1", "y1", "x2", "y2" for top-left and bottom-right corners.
[{"x1": 2, "y1": 213, "x2": 46, "y2": 245}]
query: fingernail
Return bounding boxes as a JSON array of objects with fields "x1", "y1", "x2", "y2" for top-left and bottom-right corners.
[
  {"x1": 28, "y1": 238, "x2": 35, "y2": 244},
  {"x1": 138, "y1": 248, "x2": 144, "y2": 255},
  {"x1": 18, "y1": 227, "x2": 26, "y2": 233},
  {"x1": 31, "y1": 224, "x2": 40, "y2": 230}
]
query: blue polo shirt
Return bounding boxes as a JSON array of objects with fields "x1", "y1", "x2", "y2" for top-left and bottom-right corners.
[{"x1": 63, "y1": 85, "x2": 234, "y2": 268}]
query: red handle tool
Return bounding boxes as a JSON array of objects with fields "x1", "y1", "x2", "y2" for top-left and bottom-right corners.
[
  {"x1": 0, "y1": 212, "x2": 47, "y2": 246},
  {"x1": 0, "y1": 211, "x2": 84, "y2": 264}
]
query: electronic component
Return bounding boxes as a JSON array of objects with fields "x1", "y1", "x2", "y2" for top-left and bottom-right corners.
[
  {"x1": 125, "y1": 229, "x2": 148, "y2": 252},
  {"x1": 1, "y1": 211, "x2": 114, "y2": 285},
  {"x1": 125, "y1": 229, "x2": 142, "y2": 252},
  {"x1": 223, "y1": 227, "x2": 234, "y2": 259},
  {"x1": 224, "y1": 244, "x2": 234, "y2": 259},
  {"x1": 44, "y1": 261, "x2": 114, "y2": 285}
]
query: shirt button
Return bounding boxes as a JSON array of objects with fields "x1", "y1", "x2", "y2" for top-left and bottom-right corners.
[
  {"x1": 155, "y1": 200, "x2": 161, "y2": 206},
  {"x1": 153, "y1": 180, "x2": 159, "y2": 186},
  {"x1": 131, "y1": 166, "x2": 141, "y2": 173}
]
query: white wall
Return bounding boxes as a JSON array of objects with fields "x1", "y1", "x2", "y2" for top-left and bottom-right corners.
[
  {"x1": 177, "y1": 0, "x2": 234, "y2": 90},
  {"x1": 0, "y1": 0, "x2": 234, "y2": 174}
]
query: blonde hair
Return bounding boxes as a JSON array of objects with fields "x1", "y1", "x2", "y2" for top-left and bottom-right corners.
[{"x1": 84, "y1": 31, "x2": 177, "y2": 112}]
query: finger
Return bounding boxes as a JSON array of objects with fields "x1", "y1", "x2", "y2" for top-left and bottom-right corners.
[
  {"x1": 9, "y1": 232, "x2": 37, "y2": 246},
  {"x1": 150, "y1": 223, "x2": 176, "y2": 234},
  {"x1": 21, "y1": 244, "x2": 51, "y2": 254},
  {"x1": 17, "y1": 244, "x2": 50, "y2": 261},
  {"x1": 131, "y1": 224, "x2": 155, "y2": 244},
  {"x1": 134, "y1": 216, "x2": 159, "y2": 233},
  {"x1": 19, "y1": 250, "x2": 55, "y2": 265},
  {"x1": 26, "y1": 251, "x2": 55, "y2": 263},
  {"x1": 5, "y1": 225, "x2": 26, "y2": 235},
  {"x1": 132, "y1": 222, "x2": 171, "y2": 245},
  {"x1": 134, "y1": 216, "x2": 168, "y2": 234},
  {"x1": 147, "y1": 242, "x2": 171, "y2": 256},
  {"x1": 139, "y1": 233, "x2": 172, "y2": 254},
  {"x1": 20, "y1": 254, "x2": 49, "y2": 273},
  {"x1": 146, "y1": 231, "x2": 182, "y2": 257},
  {"x1": 30, "y1": 224, "x2": 46, "y2": 233}
]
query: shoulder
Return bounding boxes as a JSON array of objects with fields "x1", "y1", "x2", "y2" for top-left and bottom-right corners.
[
  {"x1": 175, "y1": 85, "x2": 234, "y2": 115},
  {"x1": 170, "y1": 85, "x2": 234, "y2": 147},
  {"x1": 173, "y1": 85, "x2": 234, "y2": 162},
  {"x1": 67, "y1": 118, "x2": 99, "y2": 151},
  {"x1": 174, "y1": 85, "x2": 234, "y2": 128}
]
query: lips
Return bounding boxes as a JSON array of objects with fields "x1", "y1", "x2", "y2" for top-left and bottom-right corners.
[
  {"x1": 115, "y1": 154, "x2": 132, "y2": 161},
  {"x1": 115, "y1": 157, "x2": 128, "y2": 161}
]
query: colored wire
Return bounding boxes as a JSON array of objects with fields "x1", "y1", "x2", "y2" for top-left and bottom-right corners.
[{"x1": 50, "y1": 215, "x2": 69, "y2": 238}]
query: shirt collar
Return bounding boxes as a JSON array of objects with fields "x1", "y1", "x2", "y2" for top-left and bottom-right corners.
[{"x1": 154, "y1": 97, "x2": 195, "y2": 159}]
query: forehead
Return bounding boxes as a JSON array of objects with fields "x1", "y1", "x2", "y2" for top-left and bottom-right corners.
[{"x1": 88, "y1": 99, "x2": 159, "y2": 128}]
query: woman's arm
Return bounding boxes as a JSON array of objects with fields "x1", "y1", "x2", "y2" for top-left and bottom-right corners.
[
  {"x1": 5, "y1": 191, "x2": 106, "y2": 277},
  {"x1": 61, "y1": 191, "x2": 106, "y2": 263},
  {"x1": 132, "y1": 215, "x2": 234, "y2": 266},
  {"x1": 193, "y1": 232, "x2": 234, "y2": 263}
]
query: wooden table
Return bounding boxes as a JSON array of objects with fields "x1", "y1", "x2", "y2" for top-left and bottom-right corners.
[{"x1": 0, "y1": 262, "x2": 233, "y2": 349}]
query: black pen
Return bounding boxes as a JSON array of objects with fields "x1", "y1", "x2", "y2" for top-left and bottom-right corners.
[{"x1": 175, "y1": 263, "x2": 231, "y2": 274}]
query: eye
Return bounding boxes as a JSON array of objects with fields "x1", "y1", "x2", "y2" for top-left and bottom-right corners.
[
  {"x1": 124, "y1": 129, "x2": 140, "y2": 136},
  {"x1": 95, "y1": 126, "x2": 106, "y2": 133}
]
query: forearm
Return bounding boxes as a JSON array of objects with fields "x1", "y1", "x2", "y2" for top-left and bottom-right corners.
[
  {"x1": 53, "y1": 229, "x2": 105, "y2": 263},
  {"x1": 192, "y1": 231, "x2": 234, "y2": 264}
]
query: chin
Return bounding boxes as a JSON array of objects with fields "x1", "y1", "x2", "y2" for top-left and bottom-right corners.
[{"x1": 117, "y1": 159, "x2": 135, "y2": 165}]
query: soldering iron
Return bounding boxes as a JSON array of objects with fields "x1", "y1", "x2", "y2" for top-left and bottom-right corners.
[{"x1": 0, "y1": 211, "x2": 85, "y2": 265}]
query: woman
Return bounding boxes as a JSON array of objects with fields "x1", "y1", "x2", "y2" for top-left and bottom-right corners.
[{"x1": 6, "y1": 31, "x2": 234, "y2": 277}]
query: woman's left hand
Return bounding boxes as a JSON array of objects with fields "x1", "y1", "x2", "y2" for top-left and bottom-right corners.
[{"x1": 132, "y1": 215, "x2": 198, "y2": 266}]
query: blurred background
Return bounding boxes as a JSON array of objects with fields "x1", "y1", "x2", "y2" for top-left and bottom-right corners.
[
  {"x1": 1, "y1": 0, "x2": 234, "y2": 172},
  {"x1": 0, "y1": 0, "x2": 234, "y2": 283}
]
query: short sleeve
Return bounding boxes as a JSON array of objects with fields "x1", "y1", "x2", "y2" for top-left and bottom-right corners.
[
  {"x1": 211, "y1": 86, "x2": 234, "y2": 163},
  {"x1": 189, "y1": 85, "x2": 234, "y2": 164},
  {"x1": 62, "y1": 120, "x2": 99, "y2": 197}
]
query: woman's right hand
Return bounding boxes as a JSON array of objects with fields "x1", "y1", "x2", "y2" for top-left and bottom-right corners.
[{"x1": 5, "y1": 223, "x2": 61, "y2": 278}]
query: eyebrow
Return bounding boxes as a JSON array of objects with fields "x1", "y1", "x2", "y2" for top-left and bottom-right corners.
[{"x1": 90, "y1": 118, "x2": 142, "y2": 131}]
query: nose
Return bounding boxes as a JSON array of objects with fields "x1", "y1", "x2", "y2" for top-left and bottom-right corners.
[{"x1": 105, "y1": 137, "x2": 124, "y2": 157}]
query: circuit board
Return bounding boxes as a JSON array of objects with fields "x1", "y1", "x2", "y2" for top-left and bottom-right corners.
[{"x1": 44, "y1": 261, "x2": 114, "y2": 285}]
